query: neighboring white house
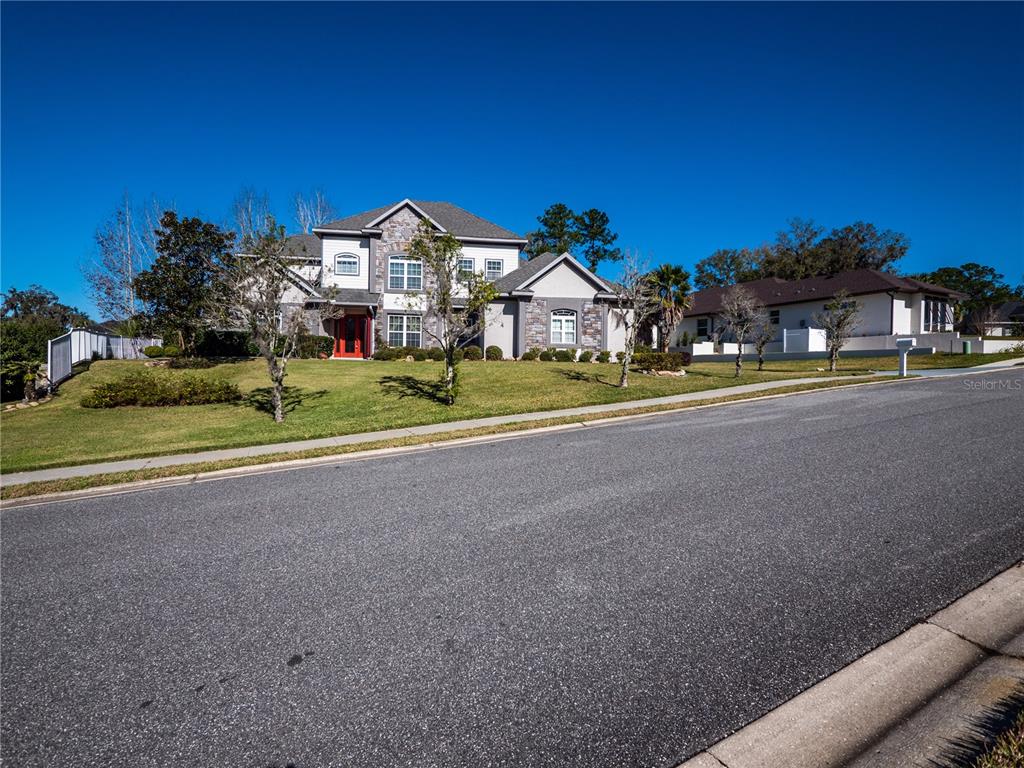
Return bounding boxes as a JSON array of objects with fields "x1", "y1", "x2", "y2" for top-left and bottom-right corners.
[
  {"x1": 675, "y1": 269, "x2": 969, "y2": 356},
  {"x1": 278, "y1": 198, "x2": 629, "y2": 359}
]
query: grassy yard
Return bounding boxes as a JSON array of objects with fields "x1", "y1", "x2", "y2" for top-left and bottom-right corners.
[{"x1": 1, "y1": 351, "x2": 1018, "y2": 474}]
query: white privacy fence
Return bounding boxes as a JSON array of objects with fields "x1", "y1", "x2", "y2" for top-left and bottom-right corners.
[{"x1": 47, "y1": 329, "x2": 162, "y2": 389}]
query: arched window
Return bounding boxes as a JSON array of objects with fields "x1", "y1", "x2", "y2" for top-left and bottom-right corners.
[
  {"x1": 388, "y1": 253, "x2": 422, "y2": 291},
  {"x1": 551, "y1": 309, "x2": 576, "y2": 344},
  {"x1": 334, "y1": 253, "x2": 359, "y2": 276}
]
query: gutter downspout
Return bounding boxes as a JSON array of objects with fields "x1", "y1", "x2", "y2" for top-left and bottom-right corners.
[{"x1": 886, "y1": 290, "x2": 896, "y2": 336}]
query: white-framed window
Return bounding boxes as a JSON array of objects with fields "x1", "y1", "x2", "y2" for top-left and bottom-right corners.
[
  {"x1": 387, "y1": 314, "x2": 422, "y2": 347},
  {"x1": 485, "y1": 260, "x2": 503, "y2": 280},
  {"x1": 334, "y1": 253, "x2": 359, "y2": 276},
  {"x1": 696, "y1": 317, "x2": 709, "y2": 338},
  {"x1": 457, "y1": 257, "x2": 475, "y2": 281},
  {"x1": 550, "y1": 309, "x2": 576, "y2": 344},
  {"x1": 769, "y1": 309, "x2": 780, "y2": 325},
  {"x1": 388, "y1": 254, "x2": 422, "y2": 291}
]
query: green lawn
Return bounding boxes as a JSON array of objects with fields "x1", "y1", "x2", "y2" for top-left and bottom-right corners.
[{"x1": 1, "y1": 351, "x2": 1018, "y2": 474}]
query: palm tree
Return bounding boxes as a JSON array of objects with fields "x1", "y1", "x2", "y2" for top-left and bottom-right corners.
[{"x1": 648, "y1": 264, "x2": 692, "y2": 352}]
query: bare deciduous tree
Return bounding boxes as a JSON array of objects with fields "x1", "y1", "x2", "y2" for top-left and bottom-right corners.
[
  {"x1": 294, "y1": 189, "x2": 337, "y2": 234},
  {"x1": 408, "y1": 219, "x2": 497, "y2": 405},
  {"x1": 82, "y1": 193, "x2": 163, "y2": 336},
  {"x1": 969, "y1": 305, "x2": 999, "y2": 337},
  {"x1": 231, "y1": 187, "x2": 272, "y2": 241},
  {"x1": 749, "y1": 307, "x2": 776, "y2": 371},
  {"x1": 212, "y1": 214, "x2": 334, "y2": 423},
  {"x1": 813, "y1": 289, "x2": 861, "y2": 373},
  {"x1": 719, "y1": 285, "x2": 762, "y2": 377},
  {"x1": 610, "y1": 250, "x2": 660, "y2": 388}
]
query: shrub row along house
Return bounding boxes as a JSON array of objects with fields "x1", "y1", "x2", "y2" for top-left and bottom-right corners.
[
  {"x1": 277, "y1": 199, "x2": 630, "y2": 359},
  {"x1": 673, "y1": 268, "x2": 1016, "y2": 357}
]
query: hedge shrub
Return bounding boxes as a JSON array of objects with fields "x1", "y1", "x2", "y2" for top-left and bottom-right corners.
[
  {"x1": 485, "y1": 345, "x2": 503, "y2": 361},
  {"x1": 161, "y1": 345, "x2": 181, "y2": 358},
  {"x1": 196, "y1": 331, "x2": 250, "y2": 358},
  {"x1": 520, "y1": 349, "x2": 538, "y2": 361},
  {"x1": 631, "y1": 351, "x2": 692, "y2": 371},
  {"x1": 427, "y1": 347, "x2": 445, "y2": 361},
  {"x1": 597, "y1": 350, "x2": 611, "y2": 363},
  {"x1": 81, "y1": 371, "x2": 241, "y2": 408},
  {"x1": 143, "y1": 345, "x2": 164, "y2": 358},
  {"x1": 463, "y1": 345, "x2": 483, "y2": 361},
  {"x1": 579, "y1": 350, "x2": 593, "y2": 363},
  {"x1": 553, "y1": 349, "x2": 575, "y2": 362},
  {"x1": 538, "y1": 350, "x2": 554, "y2": 362}
]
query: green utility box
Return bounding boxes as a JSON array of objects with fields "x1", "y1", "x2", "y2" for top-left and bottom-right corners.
[{"x1": 962, "y1": 340, "x2": 971, "y2": 354}]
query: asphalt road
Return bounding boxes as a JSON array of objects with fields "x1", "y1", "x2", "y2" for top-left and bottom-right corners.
[{"x1": 2, "y1": 369, "x2": 1023, "y2": 767}]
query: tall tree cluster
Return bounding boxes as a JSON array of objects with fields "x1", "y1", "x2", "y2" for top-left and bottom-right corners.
[
  {"x1": 526, "y1": 203, "x2": 620, "y2": 272},
  {"x1": 693, "y1": 218, "x2": 911, "y2": 289},
  {"x1": 911, "y1": 262, "x2": 1023, "y2": 322}
]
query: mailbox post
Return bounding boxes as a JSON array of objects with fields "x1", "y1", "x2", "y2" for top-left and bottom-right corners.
[{"x1": 896, "y1": 337, "x2": 916, "y2": 377}]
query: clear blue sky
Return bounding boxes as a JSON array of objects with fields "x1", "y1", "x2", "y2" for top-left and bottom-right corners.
[{"x1": 3, "y1": 1, "x2": 1022, "y2": 315}]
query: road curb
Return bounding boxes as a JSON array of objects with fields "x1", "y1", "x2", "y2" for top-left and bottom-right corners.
[
  {"x1": 677, "y1": 561, "x2": 1024, "y2": 768},
  {"x1": 1, "y1": 377, "x2": 916, "y2": 508}
]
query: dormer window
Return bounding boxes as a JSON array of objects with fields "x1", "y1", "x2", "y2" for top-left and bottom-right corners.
[{"x1": 334, "y1": 253, "x2": 359, "y2": 276}]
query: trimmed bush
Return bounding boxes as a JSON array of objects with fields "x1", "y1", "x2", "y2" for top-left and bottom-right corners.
[
  {"x1": 161, "y1": 345, "x2": 181, "y2": 358},
  {"x1": 539, "y1": 350, "x2": 554, "y2": 362},
  {"x1": 463, "y1": 345, "x2": 483, "y2": 361},
  {"x1": 427, "y1": 347, "x2": 445, "y2": 361},
  {"x1": 81, "y1": 371, "x2": 241, "y2": 408},
  {"x1": 485, "y1": 345, "x2": 503, "y2": 361},
  {"x1": 553, "y1": 349, "x2": 575, "y2": 362},
  {"x1": 453, "y1": 348, "x2": 465, "y2": 363},
  {"x1": 631, "y1": 351, "x2": 692, "y2": 371},
  {"x1": 410, "y1": 348, "x2": 428, "y2": 361},
  {"x1": 579, "y1": 350, "x2": 593, "y2": 363},
  {"x1": 373, "y1": 346, "x2": 397, "y2": 360},
  {"x1": 520, "y1": 349, "x2": 538, "y2": 361},
  {"x1": 169, "y1": 357, "x2": 214, "y2": 369},
  {"x1": 597, "y1": 350, "x2": 611, "y2": 363},
  {"x1": 296, "y1": 335, "x2": 334, "y2": 359},
  {"x1": 615, "y1": 351, "x2": 625, "y2": 363},
  {"x1": 143, "y1": 345, "x2": 164, "y2": 358}
]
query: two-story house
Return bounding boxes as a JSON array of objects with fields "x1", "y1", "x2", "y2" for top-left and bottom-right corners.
[{"x1": 280, "y1": 199, "x2": 630, "y2": 359}]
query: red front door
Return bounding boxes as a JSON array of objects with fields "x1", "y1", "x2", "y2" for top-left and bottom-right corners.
[{"x1": 334, "y1": 316, "x2": 364, "y2": 358}]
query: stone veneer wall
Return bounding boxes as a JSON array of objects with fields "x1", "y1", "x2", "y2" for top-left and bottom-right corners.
[
  {"x1": 524, "y1": 298, "x2": 550, "y2": 349},
  {"x1": 580, "y1": 301, "x2": 603, "y2": 350},
  {"x1": 374, "y1": 206, "x2": 440, "y2": 346}
]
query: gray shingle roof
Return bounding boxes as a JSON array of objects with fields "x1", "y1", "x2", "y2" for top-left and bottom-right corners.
[
  {"x1": 684, "y1": 269, "x2": 967, "y2": 317},
  {"x1": 320, "y1": 200, "x2": 524, "y2": 241},
  {"x1": 281, "y1": 233, "x2": 320, "y2": 261},
  {"x1": 492, "y1": 251, "x2": 562, "y2": 293},
  {"x1": 323, "y1": 288, "x2": 381, "y2": 306}
]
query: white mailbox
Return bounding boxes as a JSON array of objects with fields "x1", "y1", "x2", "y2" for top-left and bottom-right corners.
[{"x1": 896, "y1": 337, "x2": 916, "y2": 377}]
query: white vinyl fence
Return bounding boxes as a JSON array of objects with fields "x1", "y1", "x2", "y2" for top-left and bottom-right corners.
[{"x1": 47, "y1": 328, "x2": 162, "y2": 389}]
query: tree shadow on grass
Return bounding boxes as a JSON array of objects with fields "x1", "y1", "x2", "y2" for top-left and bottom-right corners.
[
  {"x1": 559, "y1": 369, "x2": 617, "y2": 387},
  {"x1": 242, "y1": 386, "x2": 327, "y2": 416},
  {"x1": 378, "y1": 374, "x2": 449, "y2": 405}
]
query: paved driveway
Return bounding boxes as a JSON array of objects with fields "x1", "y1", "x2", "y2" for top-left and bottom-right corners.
[{"x1": 2, "y1": 369, "x2": 1022, "y2": 767}]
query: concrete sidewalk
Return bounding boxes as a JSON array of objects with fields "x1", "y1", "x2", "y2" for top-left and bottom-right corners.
[
  {"x1": 3, "y1": 357, "x2": 1020, "y2": 489},
  {"x1": 0, "y1": 375, "x2": 857, "y2": 487}
]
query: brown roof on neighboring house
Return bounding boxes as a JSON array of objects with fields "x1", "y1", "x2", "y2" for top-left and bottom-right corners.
[
  {"x1": 684, "y1": 269, "x2": 966, "y2": 316},
  {"x1": 318, "y1": 199, "x2": 524, "y2": 241}
]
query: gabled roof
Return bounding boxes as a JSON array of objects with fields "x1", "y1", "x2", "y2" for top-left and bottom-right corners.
[
  {"x1": 684, "y1": 268, "x2": 967, "y2": 317},
  {"x1": 493, "y1": 251, "x2": 615, "y2": 296},
  {"x1": 993, "y1": 300, "x2": 1024, "y2": 323},
  {"x1": 317, "y1": 199, "x2": 525, "y2": 242},
  {"x1": 281, "y1": 233, "x2": 320, "y2": 261}
]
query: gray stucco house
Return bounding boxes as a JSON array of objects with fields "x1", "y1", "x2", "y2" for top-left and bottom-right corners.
[{"x1": 279, "y1": 198, "x2": 630, "y2": 358}]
